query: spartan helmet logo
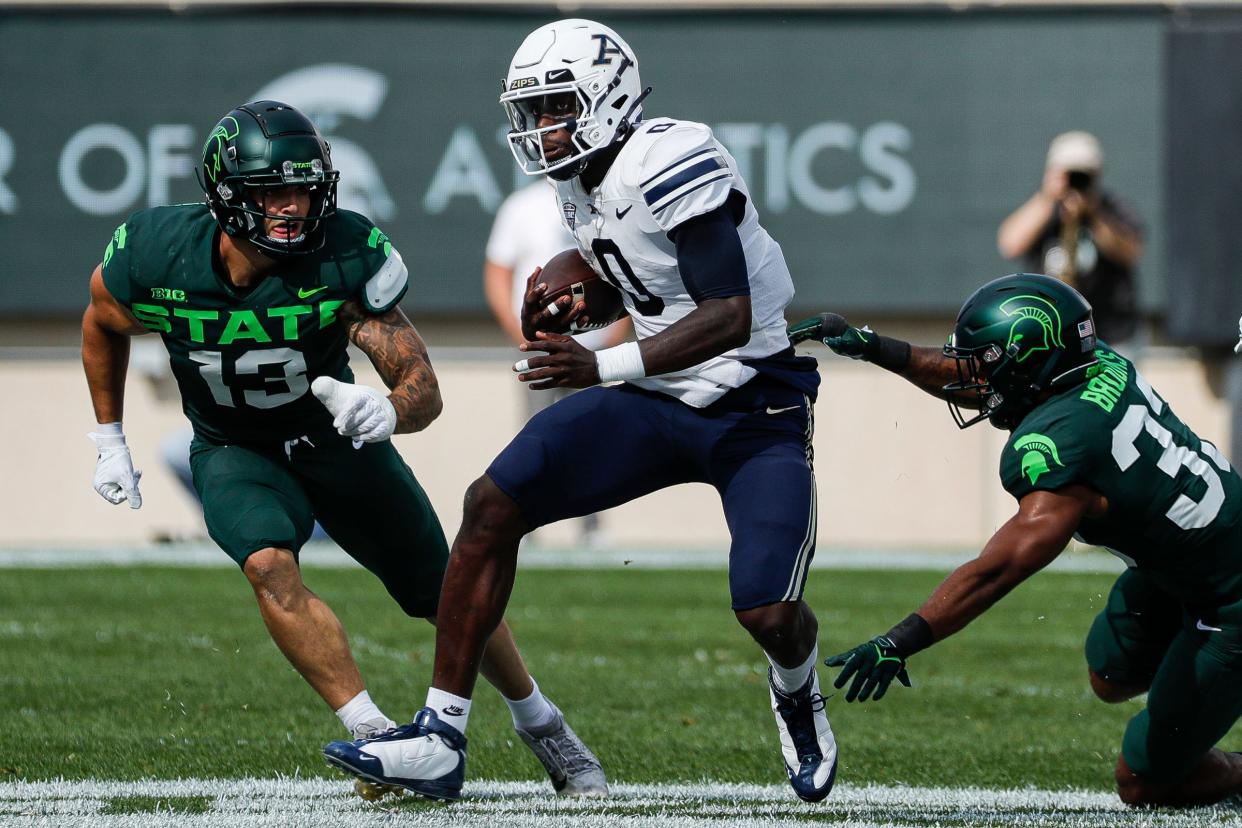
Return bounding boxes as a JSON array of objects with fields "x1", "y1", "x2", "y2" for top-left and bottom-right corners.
[
  {"x1": 1013, "y1": 432, "x2": 1063, "y2": 485},
  {"x1": 203, "y1": 116, "x2": 240, "y2": 185},
  {"x1": 999, "y1": 295, "x2": 1064, "y2": 363}
]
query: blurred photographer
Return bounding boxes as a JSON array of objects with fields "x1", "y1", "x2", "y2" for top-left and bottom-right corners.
[{"x1": 998, "y1": 131, "x2": 1144, "y2": 344}]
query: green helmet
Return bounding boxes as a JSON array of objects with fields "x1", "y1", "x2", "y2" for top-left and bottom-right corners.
[
  {"x1": 195, "y1": 100, "x2": 339, "y2": 257},
  {"x1": 943, "y1": 273, "x2": 1098, "y2": 430}
]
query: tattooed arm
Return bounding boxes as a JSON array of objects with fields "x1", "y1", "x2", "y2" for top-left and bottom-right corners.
[{"x1": 339, "y1": 301, "x2": 443, "y2": 433}]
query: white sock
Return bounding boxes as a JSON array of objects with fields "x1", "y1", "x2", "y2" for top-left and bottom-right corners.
[
  {"x1": 503, "y1": 678, "x2": 558, "y2": 732},
  {"x1": 426, "y1": 687, "x2": 472, "y2": 735},
  {"x1": 335, "y1": 690, "x2": 386, "y2": 736},
  {"x1": 767, "y1": 644, "x2": 819, "y2": 694}
]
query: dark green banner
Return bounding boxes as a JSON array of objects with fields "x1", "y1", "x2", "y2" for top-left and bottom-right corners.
[{"x1": 0, "y1": 9, "x2": 1163, "y2": 316}]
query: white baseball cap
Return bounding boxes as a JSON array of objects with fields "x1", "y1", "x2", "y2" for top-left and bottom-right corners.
[{"x1": 1046, "y1": 131, "x2": 1103, "y2": 173}]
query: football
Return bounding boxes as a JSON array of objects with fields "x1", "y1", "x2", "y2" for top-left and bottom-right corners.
[{"x1": 535, "y1": 249, "x2": 626, "y2": 333}]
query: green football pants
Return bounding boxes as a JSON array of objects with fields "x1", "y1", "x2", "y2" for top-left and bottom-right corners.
[
  {"x1": 190, "y1": 431, "x2": 448, "y2": 617},
  {"x1": 1086, "y1": 568, "x2": 1242, "y2": 782}
]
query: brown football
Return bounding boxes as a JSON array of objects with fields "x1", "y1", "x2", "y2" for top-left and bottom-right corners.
[{"x1": 535, "y1": 249, "x2": 626, "y2": 333}]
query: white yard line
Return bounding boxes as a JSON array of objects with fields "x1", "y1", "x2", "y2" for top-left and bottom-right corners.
[
  {"x1": 2, "y1": 778, "x2": 1241, "y2": 828},
  {"x1": 0, "y1": 543, "x2": 1125, "y2": 574}
]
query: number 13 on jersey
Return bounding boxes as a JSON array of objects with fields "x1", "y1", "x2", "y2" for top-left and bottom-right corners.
[{"x1": 190, "y1": 348, "x2": 309, "y2": 410}]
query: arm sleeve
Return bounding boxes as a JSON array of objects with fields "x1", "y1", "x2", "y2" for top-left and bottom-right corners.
[
  {"x1": 635, "y1": 124, "x2": 735, "y2": 233},
  {"x1": 668, "y1": 196, "x2": 750, "y2": 303}
]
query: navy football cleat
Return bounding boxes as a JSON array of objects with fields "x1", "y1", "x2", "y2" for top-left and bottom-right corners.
[
  {"x1": 768, "y1": 668, "x2": 838, "y2": 802},
  {"x1": 324, "y1": 707, "x2": 466, "y2": 802}
]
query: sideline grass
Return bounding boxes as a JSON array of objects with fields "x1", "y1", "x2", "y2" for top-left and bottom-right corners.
[{"x1": 0, "y1": 563, "x2": 1232, "y2": 792}]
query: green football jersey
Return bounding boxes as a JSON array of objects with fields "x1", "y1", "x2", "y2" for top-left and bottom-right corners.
[
  {"x1": 100, "y1": 204, "x2": 407, "y2": 444},
  {"x1": 1001, "y1": 345, "x2": 1242, "y2": 605}
]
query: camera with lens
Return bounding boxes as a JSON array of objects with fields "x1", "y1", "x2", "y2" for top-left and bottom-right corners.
[{"x1": 1066, "y1": 170, "x2": 1095, "y2": 192}]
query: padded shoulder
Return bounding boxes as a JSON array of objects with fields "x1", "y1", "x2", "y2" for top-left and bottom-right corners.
[
  {"x1": 1000, "y1": 401, "x2": 1103, "y2": 501},
  {"x1": 327, "y1": 209, "x2": 408, "y2": 314},
  {"x1": 615, "y1": 119, "x2": 735, "y2": 233},
  {"x1": 100, "y1": 204, "x2": 211, "y2": 305}
]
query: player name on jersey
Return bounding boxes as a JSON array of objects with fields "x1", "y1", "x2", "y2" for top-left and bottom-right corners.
[
  {"x1": 1079, "y1": 349, "x2": 1129, "y2": 412},
  {"x1": 1001, "y1": 345, "x2": 1242, "y2": 606}
]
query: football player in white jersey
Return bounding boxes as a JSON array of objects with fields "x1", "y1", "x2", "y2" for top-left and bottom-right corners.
[{"x1": 325, "y1": 18, "x2": 836, "y2": 803}]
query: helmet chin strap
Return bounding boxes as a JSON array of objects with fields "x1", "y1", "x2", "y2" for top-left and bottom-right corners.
[
  {"x1": 619, "y1": 86, "x2": 653, "y2": 133},
  {"x1": 555, "y1": 86, "x2": 654, "y2": 185},
  {"x1": 1048, "y1": 358, "x2": 1098, "y2": 389}
]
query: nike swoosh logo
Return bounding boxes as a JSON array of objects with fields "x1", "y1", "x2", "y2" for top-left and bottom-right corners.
[
  {"x1": 399, "y1": 746, "x2": 461, "y2": 774},
  {"x1": 766, "y1": 405, "x2": 800, "y2": 415},
  {"x1": 1196, "y1": 619, "x2": 1223, "y2": 632},
  {"x1": 615, "y1": 205, "x2": 633, "y2": 220},
  {"x1": 298, "y1": 286, "x2": 328, "y2": 299}
]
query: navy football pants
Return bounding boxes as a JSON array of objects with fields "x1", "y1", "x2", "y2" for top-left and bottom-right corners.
[{"x1": 487, "y1": 378, "x2": 817, "y2": 610}]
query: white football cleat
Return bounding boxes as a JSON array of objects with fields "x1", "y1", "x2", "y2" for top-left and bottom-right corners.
[
  {"x1": 769, "y1": 668, "x2": 838, "y2": 802},
  {"x1": 516, "y1": 701, "x2": 609, "y2": 797},
  {"x1": 324, "y1": 707, "x2": 466, "y2": 801},
  {"x1": 349, "y1": 717, "x2": 403, "y2": 802}
]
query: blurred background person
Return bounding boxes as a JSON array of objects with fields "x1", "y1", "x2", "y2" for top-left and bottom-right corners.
[
  {"x1": 483, "y1": 179, "x2": 630, "y2": 547},
  {"x1": 997, "y1": 131, "x2": 1144, "y2": 346}
]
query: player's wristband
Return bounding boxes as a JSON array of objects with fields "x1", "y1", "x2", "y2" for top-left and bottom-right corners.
[
  {"x1": 884, "y1": 613, "x2": 933, "y2": 657},
  {"x1": 872, "y1": 335, "x2": 912, "y2": 374},
  {"x1": 595, "y1": 342, "x2": 646, "y2": 383}
]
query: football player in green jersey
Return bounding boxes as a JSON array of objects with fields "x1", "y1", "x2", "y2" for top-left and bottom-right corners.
[
  {"x1": 80, "y1": 100, "x2": 607, "y2": 798},
  {"x1": 792, "y1": 273, "x2": 1242, "y2": 806}
]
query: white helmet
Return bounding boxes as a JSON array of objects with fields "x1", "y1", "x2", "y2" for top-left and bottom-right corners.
[{"x1": 501, "y1": 19, "x2": 647, "y2": 179}]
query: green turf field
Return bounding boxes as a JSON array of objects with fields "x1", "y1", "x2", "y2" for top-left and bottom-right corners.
[{"x1": 0, "y1": 562, "x2": 1186, "y2": 792}]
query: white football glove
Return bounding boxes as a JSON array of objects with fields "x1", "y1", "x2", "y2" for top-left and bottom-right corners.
[
  {"x1": 1235, "y1": 315, "x2": 1242, "y2": 354},
  {"x1": 311, "y1": 376, "x2": 397, "y2": 443},
  {"x1": 88, "y1": 423, "x2": 142, "y2": 509}
]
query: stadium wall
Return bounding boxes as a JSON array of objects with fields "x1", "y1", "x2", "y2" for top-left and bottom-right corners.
[
  {"x1": 2, "y1": 338, "x2": 1227, "y2": 550},
  {"x1": 4, "y1": 3, "x2": 1240, "y2": 550},
  {"x1": 0, "y1": 4, "x2": 1173, "y2": 319}
]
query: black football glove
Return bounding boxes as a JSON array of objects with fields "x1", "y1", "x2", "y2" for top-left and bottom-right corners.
[
  {"x1": 788, "y1": 313, "x2": 881, "y2": 360},
  {"x1": 823, "y1": 635, "x2": 913, "y2": 702}
]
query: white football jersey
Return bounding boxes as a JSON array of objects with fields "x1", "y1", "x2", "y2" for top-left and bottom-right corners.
[{"x1": 551, "y1": 117, "x2": 795, "y2": 407}]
